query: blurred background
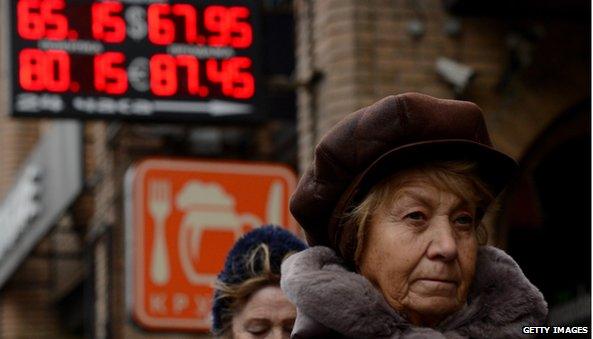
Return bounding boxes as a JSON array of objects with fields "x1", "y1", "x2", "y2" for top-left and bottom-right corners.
[{"x1": 0, "y1": 0, "x2": 589, "y2": 338}]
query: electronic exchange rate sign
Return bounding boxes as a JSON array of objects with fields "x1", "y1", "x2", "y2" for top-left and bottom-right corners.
[{"x1": 7, "y1": 0, "x2": 261, "y2": 121}]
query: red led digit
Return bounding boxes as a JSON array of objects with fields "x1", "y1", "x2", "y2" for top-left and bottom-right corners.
[
  {"x1": 204, "y1": 6, "x2": 231, "y2": 46},
  {"x1": 150, "y1": 54, "x2": 177, "y2": 96},
  {"x1": 206, "y1": 58, "x2": 233, "y2": 97},
  {"x1": 44, "y1": 50, "x2": 70, "y2": 91},
  {"x1": 207, "y1": 57, "x2": 254, "y2": 99},
  {"x1": 17, "y1": 0, "x2": 69, "y2": 40},
  {"x1": 19, "y1": 49, "x2": 70, "y2": 92},
  {"x1": 92, "y1": 2, "x2": 126, "y2": 43},
  {"x1": 94, "y1": 52, "x2": 128, "y2": 94},
  {"x1": 42, "y1": 0, "x2": 68, "y2": 40},
  {"x1": 172, "y1": 4, "x2": 199, "y2": 44},
  {"x1": 147, "y1": 4, "x2": 175, "y2": 45},
  {"x1": 175, "y1": 55, "x2": 201, "y2": 95},
  {"x1": 206, "y1": 58, "x2": 227, "y2": 85},
  {"x1": 19, "y1": 48, "x2": 45, "y2": 90},
  {"x1": 229, "y1": 7, "x2": 252, "y2": 48},
  {"x1": 227, "y1": 57, "x2": 254, "y2": 99},
  {"x1": 17, "y1": 0, "x2": 44, "y2": 40}
]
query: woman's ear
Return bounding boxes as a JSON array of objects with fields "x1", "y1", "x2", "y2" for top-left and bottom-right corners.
[{"x1": 476, "y1": 222, "x2": 489, "y2": 246}]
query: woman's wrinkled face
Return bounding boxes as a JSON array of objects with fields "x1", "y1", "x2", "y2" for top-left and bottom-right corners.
[
  {"x1": 231, "y1": 285, "x2": 296, "y2": 339},
  {"x1": 359, "y1": 174, "x2": 478, "y2": 327}
]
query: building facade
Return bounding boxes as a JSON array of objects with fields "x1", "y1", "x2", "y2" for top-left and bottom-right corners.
[{"x1": 0, "y1": 0, "x2": 589, "y2": 337}]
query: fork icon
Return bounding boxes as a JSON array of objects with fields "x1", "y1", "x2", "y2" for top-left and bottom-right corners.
[{"x1": 149, "y1": 180, "x2": 172, "y2": 285}]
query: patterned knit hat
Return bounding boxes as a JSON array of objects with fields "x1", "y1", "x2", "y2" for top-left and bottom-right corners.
[{"x1": 211, "y1": 225, "x2": 307, "y2": 334}]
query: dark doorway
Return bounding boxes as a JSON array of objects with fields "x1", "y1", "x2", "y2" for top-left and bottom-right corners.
[{"x1": 500, "y1": 101, "x2": 591, "y2": 327}]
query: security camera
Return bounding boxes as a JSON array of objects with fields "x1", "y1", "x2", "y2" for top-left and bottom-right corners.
[{"x1": 435, "y1": 57, "x2": 476, "y2": 94}]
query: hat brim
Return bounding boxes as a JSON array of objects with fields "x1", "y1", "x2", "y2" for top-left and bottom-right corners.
[{"x1": 329, "y1": 139, "x2": 520, "y2": 239}]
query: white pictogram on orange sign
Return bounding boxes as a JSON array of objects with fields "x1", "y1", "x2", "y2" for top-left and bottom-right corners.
[
  {"x1": 127, "y1": 158, "x2": 298, "y2": 332},
  {"x1": 176, "y1": 180, "x2": 262, "y2": 285}
]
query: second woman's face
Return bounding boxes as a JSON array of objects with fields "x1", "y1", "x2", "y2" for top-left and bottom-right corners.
[
  {"x1": 358, "y1": 175, "x2": 478, "y2": 327},
  {"x1": 231, "y1": 285, "x2": 296, "y2": 339}
]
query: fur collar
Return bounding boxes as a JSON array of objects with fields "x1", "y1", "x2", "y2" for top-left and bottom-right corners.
[{"x1": 280, "y1": 246, "x2": 547, "y2": 338}]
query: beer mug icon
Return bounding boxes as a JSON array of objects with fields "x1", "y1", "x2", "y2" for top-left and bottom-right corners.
[{"x1": 175, "y1": 180, "x2": 262, "y2": 285}]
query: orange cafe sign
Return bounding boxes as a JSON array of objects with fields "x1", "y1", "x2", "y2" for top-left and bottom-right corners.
[{"x1": 125, "y1": 158, "x2": 298, "y2": 331}]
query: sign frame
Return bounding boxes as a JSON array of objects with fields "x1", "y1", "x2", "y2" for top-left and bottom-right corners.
[
  {"x1": 5, "y1": 0, "x2": 264, "y2": 123},
  {"x1": 124, "y1": 157, "x2": 298, "y2": 332}
]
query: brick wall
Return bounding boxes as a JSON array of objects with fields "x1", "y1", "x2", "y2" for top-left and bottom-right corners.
[
  {"x1": 0, "y1": 216, "x2": 84, "y2": 339},
  {"x1": 0, "y1": 118, "x2": 39, "y2": 200},
  {"x1": 294, "y1": 0, "x2": 589, "y2": 163},
  {"x1": 0, "y1": 63, "x2": 55, "y2": 337}
]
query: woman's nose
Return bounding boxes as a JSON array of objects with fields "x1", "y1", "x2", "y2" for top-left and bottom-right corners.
[{"x1": 426, "y1": 218, "x2": 458, "y2": 261}]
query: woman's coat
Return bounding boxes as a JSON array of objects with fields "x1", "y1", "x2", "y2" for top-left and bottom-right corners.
[{"x1": 281, "y1": 246, "x2": 547, "y2": 338}]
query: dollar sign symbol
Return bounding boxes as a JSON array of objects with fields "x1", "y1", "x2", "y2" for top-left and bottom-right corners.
[{"x1": 126, "y1": 6, "x2": 147, "y2": 41}]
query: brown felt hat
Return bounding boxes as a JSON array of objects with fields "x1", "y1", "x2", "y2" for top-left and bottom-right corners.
[{"x1": 290, "y1": 92, "x2": 519, "y2": 263}]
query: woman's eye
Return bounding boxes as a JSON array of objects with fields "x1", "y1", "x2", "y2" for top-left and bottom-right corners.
[
  {"x1": 246, "y1": 325, "x2": 270, "y2": 335},
  {"x1": 405, "y1": 211, "x2": 425, "y2": 221},
  {"x1": 455, "y1": 214, "x2": 474, "y2": 226}
]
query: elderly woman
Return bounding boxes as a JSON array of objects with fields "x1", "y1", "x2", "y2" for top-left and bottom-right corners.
[
  {"x1": 281, "y1": 93, "x2": 547, "y2": 338},
  {"x1": 212, "y1": 225, "x2": 307, "y2": 338}
]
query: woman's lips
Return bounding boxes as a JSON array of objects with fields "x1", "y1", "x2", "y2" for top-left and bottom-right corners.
[
  {"x1": 417, "y1": 278, "x2": 458, "y2": 284},
  {"x1": 412, "y1": 278, "x2": 459, "y2": 295}
]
